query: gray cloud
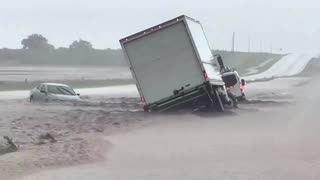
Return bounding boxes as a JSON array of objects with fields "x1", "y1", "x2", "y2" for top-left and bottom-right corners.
[{"x1": 1, "y1": 0, "x2": 320, "y2": 53}]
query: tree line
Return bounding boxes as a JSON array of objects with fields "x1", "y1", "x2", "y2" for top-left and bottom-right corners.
[
  {"x1": 0, "y1": 34, "x2": 126, "y2": 66},
  {"x1": 20, "y1": 34, "x2": 93, "y2": 50}
]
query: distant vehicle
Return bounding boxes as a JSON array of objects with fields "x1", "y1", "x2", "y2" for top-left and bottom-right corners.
[
  {"x1": 30, "y1": 83, "x2": 81, "y2": 102},
  {"x1": 119, "y1": 15, "x2": 235, "y2": 112}
]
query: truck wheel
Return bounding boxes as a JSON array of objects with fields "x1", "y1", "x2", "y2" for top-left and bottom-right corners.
[
  {"x1": 227, "y1": 92, "x2": 238, "y2": 108},
  {"x1": 30, "y1": 96, "x2": 34, "y2": 103},
  {"x1": 213, "y1": 89, "x2": 225, "y2": 112},
  {"x1": 241, "y1": 92, "x2": 247, "y2": 101},
  {"x1": 143, "y1": 105, "x2": 149, "y2": 112},
  {"x1": 237, "y1": 96, "x2": 246, "y2": 102}
]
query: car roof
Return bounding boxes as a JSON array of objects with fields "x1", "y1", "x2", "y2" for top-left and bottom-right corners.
[
  {"x1": 42, "y1": 83, "x2": 70, "y2": 87},
  {"x1": 221, "y1": 71, "x2": 239, "y2": 77}
]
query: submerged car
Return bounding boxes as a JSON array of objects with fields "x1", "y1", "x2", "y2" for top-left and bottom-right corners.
[{"x1": 30, "y1": 83, "x2": 81, "y2": 102}]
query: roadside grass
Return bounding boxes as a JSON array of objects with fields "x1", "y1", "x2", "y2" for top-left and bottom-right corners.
[
  {"x1": 244, "y1": 58, "x2": 279, "y2": 76},
  {"x1": 297, "y1": 58, "x2": 320, "y2": 77},
  {"x1": 0, "y1": 51, "x2": 287, "y2": 91},
  {"x1": 213, "y1": 50, "x2": 285, "y2": 76}
]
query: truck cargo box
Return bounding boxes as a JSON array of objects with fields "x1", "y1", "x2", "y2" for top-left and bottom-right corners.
[{"x1": 120, "y1": 15, "x2": 224, "y2": 111}]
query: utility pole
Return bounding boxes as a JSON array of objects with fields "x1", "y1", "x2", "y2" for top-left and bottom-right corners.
[
  {"x1": 232, "y1": 32, "x2": 235, "y2": 52},
  {"x1": 248, "y1": 36, "x2": 251, "y2": 52}
]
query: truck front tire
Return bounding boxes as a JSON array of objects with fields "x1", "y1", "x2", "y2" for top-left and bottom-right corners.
[
  {"x1": 143, "y1": 105, "x2": 149, "y2": 112},
  {"x1": 227, "y1": 92, "x2": 238, "y2": 108},
  {"x1": 30, "y1": 96, "x2": 34, "y2": 103},
  {"x1": 213, "y1": 89, "x2": 225, "y2": 112}
]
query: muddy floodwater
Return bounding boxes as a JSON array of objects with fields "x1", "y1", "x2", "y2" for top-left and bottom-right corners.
[{"x1": 1, "y1": 77, "x2": 320, "y2": 180}]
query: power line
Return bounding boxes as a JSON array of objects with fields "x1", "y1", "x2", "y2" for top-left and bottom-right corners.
[
  {"x1": 231, "y1": 32, "x2": 235, "y2": 52},
  {"x1": 248, "y1": 36, "x2": 251, "y2": 52}
]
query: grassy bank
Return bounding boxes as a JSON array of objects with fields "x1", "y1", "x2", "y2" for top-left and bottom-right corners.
[
  {"x1": 0, "y1": 79, "x2": 135, "y2": 91},
  {"x1": 0, "y1": 48, "x2": 126, "y2": 66},
  {"x1": 213, "y1": 50, "x2": 285, "y2": 76},
  {"x1": 298, "y1": 58, "x2": 320, "y2": 77},
  {"x1": 0, "y1": 50, "x2": 287, "y2": 91}
]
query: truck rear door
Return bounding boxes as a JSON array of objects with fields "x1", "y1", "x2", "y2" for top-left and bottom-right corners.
[{"x1": 122, "y1": 21, "x2": 204, "y2": 104}]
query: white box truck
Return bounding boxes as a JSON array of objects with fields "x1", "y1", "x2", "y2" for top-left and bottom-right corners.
[{"x1": 120, "y1": 15, "x2": 232, "y2": 112}]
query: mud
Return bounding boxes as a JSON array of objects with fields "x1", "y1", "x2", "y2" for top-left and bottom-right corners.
[
  {"x1": 0, "y1": 96, "x2": 147, "y2": 179},
  {"x1": 0, "y1": 76, "x2": 314, "y2": 180},
  {"x1": 18, "y1": 76, "x2": 320, "y2": 180}
]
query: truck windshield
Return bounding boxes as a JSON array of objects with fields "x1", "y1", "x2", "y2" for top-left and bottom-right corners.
[{"x1": 222, "y1": 74, "x2": 237, "y2": 87}]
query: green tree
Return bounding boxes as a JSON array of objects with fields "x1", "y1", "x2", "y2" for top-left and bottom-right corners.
[
  {"x1": 21, "y1": 34, "x2": 54, "y2": 50},
  {"x1": 69, "y1": 39, "x2": 93, "y2": 50}
]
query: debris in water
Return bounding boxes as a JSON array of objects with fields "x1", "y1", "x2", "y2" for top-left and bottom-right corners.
[
  {"x1": 94, "y1": 127, "x2": 104, "y2": 133},
  {"x1": 0, "y1": 136, "x2": 18, "y2": 155},
  {"x1": 112, "y1": 122, "x2": 120, "y2": 126},
  {"x1": 39, "y1": 133, "x2": 57, "y2": 144}
]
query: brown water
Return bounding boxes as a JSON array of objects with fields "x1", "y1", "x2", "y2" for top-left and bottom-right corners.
[{"x1": 14, "y1": 77, "x2": 320, "y2": 180}]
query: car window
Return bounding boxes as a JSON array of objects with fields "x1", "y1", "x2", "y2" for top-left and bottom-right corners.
[
  {"x1": 222, "y1": 74, "x2": 238, "y2": 87},
  {"x1": 47, "y1": 85, "x2": 76, "y2": 96},
  {"x1": 36, "y1": 84, "x2": 41, "y2": 90},
  {"x1": 40, "y1": 85, "x2": 46, "y2": 92},
  {"x1": 40, "y1": 85, "x2": 46, "y2": 91}
]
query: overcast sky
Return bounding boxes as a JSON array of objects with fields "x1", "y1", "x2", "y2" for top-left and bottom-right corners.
[{"x1": 1, "y1": 0, "x2": 320, "y2": 53}]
